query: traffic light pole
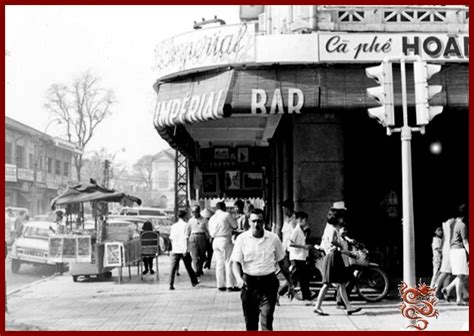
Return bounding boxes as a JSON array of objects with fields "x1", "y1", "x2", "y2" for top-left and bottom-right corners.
[
  {"x1": 399, "y1": 59, "x2": 416, "y2": 289},
  {"x1": 366, "y1": 55, "x2": 443, "y2": 329}
]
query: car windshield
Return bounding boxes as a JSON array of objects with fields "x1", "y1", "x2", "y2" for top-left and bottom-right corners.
[{"x1": 23, "y1": 226, "x2": 51, "y2": 239}]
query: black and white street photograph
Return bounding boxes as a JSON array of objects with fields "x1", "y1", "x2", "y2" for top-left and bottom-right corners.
[{"x1": 4, "y1": 5, "x2": 469, "y2": 332}]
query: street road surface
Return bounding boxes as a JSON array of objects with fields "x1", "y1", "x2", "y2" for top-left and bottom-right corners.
[{"x1": 5, "y1": 259, "x2": 56, "y2": 292}]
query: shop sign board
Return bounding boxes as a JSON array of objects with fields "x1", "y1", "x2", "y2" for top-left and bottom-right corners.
[
  {"x1": 319, "y1": 33, "x2": 468, "y2": 62},
  {"x1": 36, "y1": 172, "x2": 44, "y2": 184},
  {"x1": 154, "y1": 70, "x2": 234, "y2": 128},
  {"x1": 153, "y1": 23, "x2": 256, "y2": 79},
  {"x1": 5, "y1": 164, "x2": 17, "y2": 182},
  {"x1": 251, "y1": 88, "x2": 304, "y2": 114},
  {"x1": 17, "y1": 168, "x2": 34, "y2": 181},
  {"x1": 47, "y1": 175, "x2": 59, "y2": 189},
  {"x1": 104, "y1": 242, "x2": 124, "y2": 267}
]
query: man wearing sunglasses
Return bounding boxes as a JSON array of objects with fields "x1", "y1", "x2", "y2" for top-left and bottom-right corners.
[{"x1": 231, "y1": 208, "x2": 295, "y2": 331}]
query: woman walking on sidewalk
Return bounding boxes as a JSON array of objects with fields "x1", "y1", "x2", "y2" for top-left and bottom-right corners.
[{"x1": 312, "y1": 202, "x2": 361, "y2": 316}]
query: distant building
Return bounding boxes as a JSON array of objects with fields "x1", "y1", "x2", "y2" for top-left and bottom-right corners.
[
  {"x1": 151, "y1": 148, "x2": 175, "y2": 210},
  {"x1": 5, "y1": 117, "x2": 82, "y2": 215}
]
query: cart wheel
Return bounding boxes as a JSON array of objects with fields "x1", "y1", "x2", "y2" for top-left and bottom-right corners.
[
  {"x1": 72, "y1": 276, "x2": 78, "y2": 282},
  {"x1": 104, "y1": 271, "x2": 112, "y2": 279}
]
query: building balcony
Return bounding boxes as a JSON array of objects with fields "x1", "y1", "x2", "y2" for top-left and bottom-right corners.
[{"x1": 259, "y1": 6, "x2": 468, "y2": 34}]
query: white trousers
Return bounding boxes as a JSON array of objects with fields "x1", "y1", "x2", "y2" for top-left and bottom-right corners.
[{"x1": 212, "y1": 237, "x2": 236, "y2": 288}]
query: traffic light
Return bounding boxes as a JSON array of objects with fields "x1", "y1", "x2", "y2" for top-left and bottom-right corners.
[
  {"x1": 413, "y1": 61, "x2": 443, "y2": 126},
  {"x1": 365, "y1": 62, "x2": 395, "y2": 127}
]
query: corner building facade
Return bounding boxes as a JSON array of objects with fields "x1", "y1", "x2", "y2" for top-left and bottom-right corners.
[{"x1": 152, "y1": 6, "x2": 468, "y2": 277}]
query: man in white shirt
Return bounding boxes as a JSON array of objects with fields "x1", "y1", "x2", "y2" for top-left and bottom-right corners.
[
  {"x1": 169, "y1": 210, "x2": 199, "y2": 290},
  {"x1": 231, "y1": 208, "x2": 295, "y2": 331},
  {"x1": 280, "y1": 199, "x2": 296, "y2": 253},
  {"x1": 289, "y1": 211, "x2": 312, "y2": 301},
  {"x1": 209, "y1": 201, "x2": 238, "y2": 291}
]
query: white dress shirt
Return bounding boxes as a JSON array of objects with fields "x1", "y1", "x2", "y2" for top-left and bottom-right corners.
[
  {"x1": 231, "y1": 230, "x2": 285, "y2": 276},
  {"x1": 169, "y1": 219, "x2": 190, "y2": 254},
  {"x1": 289, "y1": 225, "x2": 308, "y2": 261},
  {"x1": 208, "y1": 209, "x2": 237, "y2": 238}
]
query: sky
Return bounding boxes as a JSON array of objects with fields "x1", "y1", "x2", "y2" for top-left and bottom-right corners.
[{"x1": 5, "y1": 5, "x2": 240, "y2": 166}]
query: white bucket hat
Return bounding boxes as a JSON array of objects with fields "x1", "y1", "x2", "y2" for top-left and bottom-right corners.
[{"x1": 330, "y1": 201, "x2": 347, "y2": 211}]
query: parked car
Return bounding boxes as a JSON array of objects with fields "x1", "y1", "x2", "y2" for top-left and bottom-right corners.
[
  {"x1": 9, "y1": 221, "x2": 58, "y2": 273},
  {"x1": 119, "y1": 207, "x2": 173, "y2": 235},
  {"x1": 5, "y1": 207, "x2": 30, "y2": 218}
]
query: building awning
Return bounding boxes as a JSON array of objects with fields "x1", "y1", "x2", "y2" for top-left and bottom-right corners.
[
  {"x1": 153, "y1": 69, "x2": 234, "y2": 129},
  {"x1": 153, "y1": 69, "x2": 235, "y2": 159}
]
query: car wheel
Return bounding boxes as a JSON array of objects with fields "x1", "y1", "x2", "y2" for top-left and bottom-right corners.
[
  {"x1": 11, "y1": 259, "x2": 21, "y2": 274},
  {"x1": 72, "y1": 276, "x2": 78, "y2": 282}
]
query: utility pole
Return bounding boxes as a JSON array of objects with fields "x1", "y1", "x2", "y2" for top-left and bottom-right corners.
[{"x1": 103, "y1": 159, "x2": 110, "y2": 188}]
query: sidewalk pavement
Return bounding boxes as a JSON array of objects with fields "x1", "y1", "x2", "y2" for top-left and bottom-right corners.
[{"x1": 5, "y1": 256, "x2": 469, "y2": 331}]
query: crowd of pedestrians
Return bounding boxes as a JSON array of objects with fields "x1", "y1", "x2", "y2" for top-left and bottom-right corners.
[
  {"x1": 432, "y1": 204, "x2": 469, "y2": 306},
  {"x1": 144, "y1": 198, "x2": 469, "y2": 330}
]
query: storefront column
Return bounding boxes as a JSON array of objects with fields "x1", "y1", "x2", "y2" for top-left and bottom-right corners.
[{"x1": 292, "y1": 112, "x2": 345, "y2": 239}]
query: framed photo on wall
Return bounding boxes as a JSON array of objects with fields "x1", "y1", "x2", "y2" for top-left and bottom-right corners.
[
  {"x1": 214, "y1": 147, "x2": 229, "y2": 160},
  {"x1": 243, "y1": 172, "x2": 263, "y2": 189},
  {"x1": 225, "y1": 170, "x2": 241, "y2": 190},
  {"x1": 237, "y1": 147, "x2": 249, "y2": 163},
  {"x1": 202, "y1": 173, "x2": 219, "y2": 194}
]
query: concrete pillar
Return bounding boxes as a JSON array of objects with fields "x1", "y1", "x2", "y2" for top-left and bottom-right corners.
[{"x1": 292, "y1": 112, "x2": 345, "y2": 239}]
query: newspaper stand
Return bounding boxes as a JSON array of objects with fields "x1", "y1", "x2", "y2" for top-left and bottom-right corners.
[{"x1": 49, "y1": 180, "x2": 142, "y2": 282}]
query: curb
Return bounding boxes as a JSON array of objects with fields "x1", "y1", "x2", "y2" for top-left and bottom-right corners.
[{"x1": 7, "y1": 274, "x2": 57, "y2": 297}]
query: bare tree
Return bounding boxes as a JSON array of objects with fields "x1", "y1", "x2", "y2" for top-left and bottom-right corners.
[
  {"x1": 133, "y1": 155, "x2": 155, "y2": 192},
  {"x1": 44, "y1": 71, "x2": 116, "y2": 181}
]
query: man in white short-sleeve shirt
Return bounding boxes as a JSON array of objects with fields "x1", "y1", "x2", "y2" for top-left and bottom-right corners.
[
  {"x1": 231, "y1": 208, "x2": 294, "y2": 331},
  {"x1": 289, "y1": 211, "x2": 312, "y2": 301}
]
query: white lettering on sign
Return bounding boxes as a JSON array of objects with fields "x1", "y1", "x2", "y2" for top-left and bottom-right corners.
[
  {"x1": 17, "y1": 168, "x2": 34, "y2": 181},
  {"x1": 154, "y1": 23, "x2": 256, "y2": 79},
  {"x1": 5, "y1": 164, "x2": 17, "y2": 182},
  {"x1": 251, "y1": 88, "x2": 304, "y2": 114},
  {"x1": 319, "y1": 33, "x2": 468, "y2": 62},
  {"x1": 154, "y1": 90, "x2": 225, "y2": 128}
]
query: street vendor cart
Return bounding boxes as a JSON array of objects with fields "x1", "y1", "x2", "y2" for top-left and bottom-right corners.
[{"x1": 50, "y1": 179, "x2": 142, "y2": 282}]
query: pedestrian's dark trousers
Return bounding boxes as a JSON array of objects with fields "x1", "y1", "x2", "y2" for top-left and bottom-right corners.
[
  {"x1": 241, "y1": 273, "x2": 279, "y2": 331},
  {"x1": 169, "y1": 253, "x2": 198, "y2": 286},
  {"x1": 204, "y1": 238, "x2": 213, "y2": 269},
  {"x1": 292, "y1": 260, "x2": 311, "y2": 300},
  {"x1": 189, "y1": 233, "x2": 208, "y2": 275}
]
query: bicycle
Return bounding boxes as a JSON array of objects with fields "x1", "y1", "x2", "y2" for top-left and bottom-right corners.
[{"x1": 287, "y1": 243, "x2": 389, "y2": 302}]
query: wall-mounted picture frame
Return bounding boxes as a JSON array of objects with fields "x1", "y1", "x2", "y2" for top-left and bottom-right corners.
[
  {"x1": 214, "y1": 147, "x2": 229, "y2": 160},
  {"x1": 202, "y1": 173, "x2": 219, "y2": 194},
  {"x1": 237, "y1": 147, "x2": 249, "y2": 163},
  {"x1": 243, "y1": 172, "x2": 263, "y2": 189},
  {"x1": 225, "y1": 170, "x2": 241, "y2": 190}
]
